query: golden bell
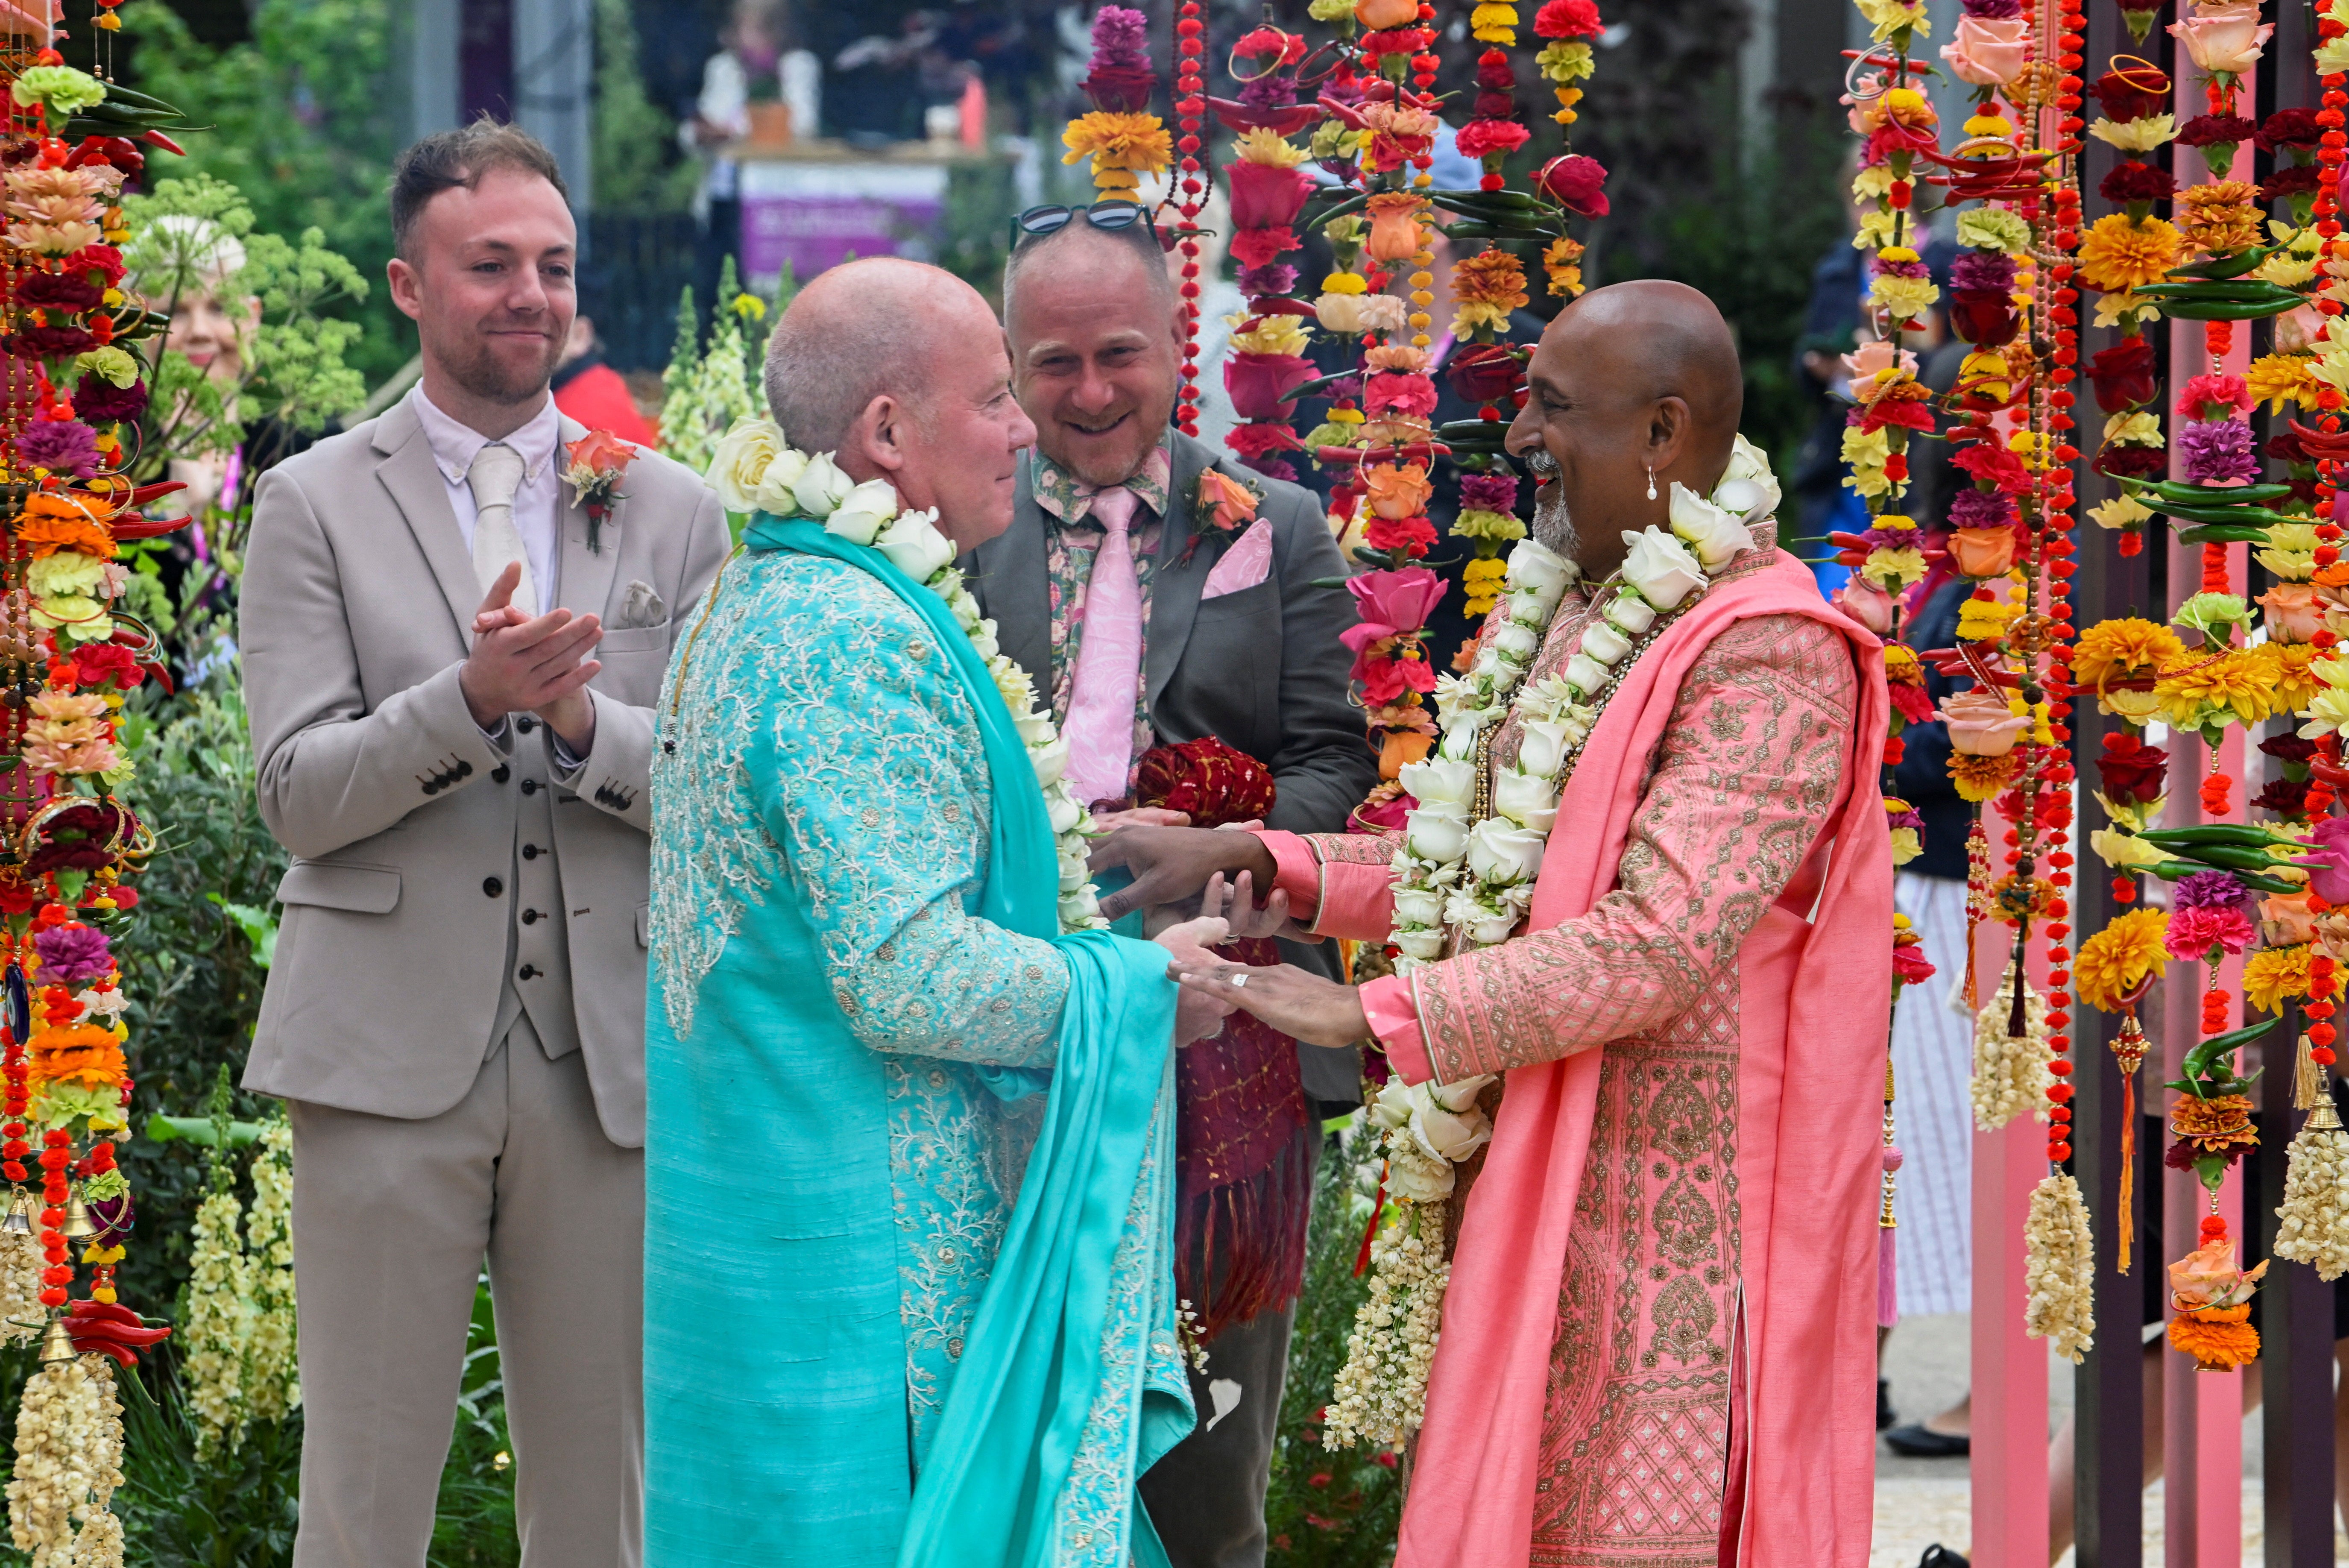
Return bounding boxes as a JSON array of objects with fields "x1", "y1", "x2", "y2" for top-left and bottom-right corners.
[
  {"x1": 59, "y1": 1196, "x2": 96, "y2": 1241},
  {"x1": 36, "y1": 1319, "x2": 74, "y2": 1364},
  {"x1": 1, "y1": 1192, "x2": 32, "y2": 1236}
]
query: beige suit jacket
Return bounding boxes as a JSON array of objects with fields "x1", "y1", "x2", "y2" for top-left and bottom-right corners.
[{"x1": 238, "y1": 395, "x2": 730, "y2": 1146}]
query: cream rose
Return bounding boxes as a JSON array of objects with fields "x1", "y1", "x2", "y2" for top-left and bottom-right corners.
[
  {"x1": 1563, "y1": 651, "x2": 1611, "y2": 695},
  {"x1": 1491, "y1": 768, "x2": 1560, "y2": 832},
  {"x1": 751, "y1": 446, "x2": 811, "y2": 513},
  {"x1": 1620, "y1": 528, "x2": 1707, "y2": 610},
  {"x1": 1405, "y1": 806, "x2": 1473, "y2": 863},
  {"x1": 793, "y1": 451, "x2": 855, "y2": 519},
  {"x1": 1579, "y1": 621, "x2": 1632, "y2": 665},
  {"x1": 1393, "y1": 928, "x2": 1448, "y2": 961},
  {"x1": 707, "y1": 416, "x2": 784, "y2": 513},
  {"x1": 825, "y1": 476, "x2": 902, "y2": 545},
  {"x1": 874, "y1": 507, "x2": 953, "y2": 582},
  {"x1": 2170, "y1": 0, "x2": 2272, "y2": 73},
  {"x1": 1409, "y1": 1093, "x2": 1494, "y2": 1163},
  {"x1": 1030, "y1": 737, "x2": 1070, "y2": 788},
  {"x1": 1391, "y1": 886, "x2": 1447, "y2": 926},
  {"x1": 1383, "y1": 1146, "x2": 1455, "y2": 1202},
  {"x1": 1505, "y1": 536, "x2": 1576, "y2": 603},
  {"x1": 1491, "y1": 618, "x2": 1542, "y2": 660},
  {"x1": 1604, "y1": 593, "x2": 1658, "y2": 636},
  {"x1": 1400, "y1": 757, "x2": 1477, "y2": 807},
  {"x1": 1466, "y1": 818, "x2": 1546, "y2": 883},
  {"x1": 1516, "y1": 717, "x2": 1573, "y2": 778},
  {"x1": 1370, "y1": 1077, "x2": 1417, "y2": 1131},
  {"x1": 1666, "y1": 481, "x2": 1751, "y2": 568}
]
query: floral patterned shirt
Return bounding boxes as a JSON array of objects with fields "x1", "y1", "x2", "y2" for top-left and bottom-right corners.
[{"x1": 1030, "y1": 443, "x2": 1173, "y2": 793}]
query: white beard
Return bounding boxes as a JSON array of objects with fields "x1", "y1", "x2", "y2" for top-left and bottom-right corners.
[{"x1": 1531, "y1": 478, "x2": 1578, "y2": 561}]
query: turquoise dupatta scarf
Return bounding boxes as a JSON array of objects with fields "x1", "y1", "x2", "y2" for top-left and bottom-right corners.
[{"x1": 749, "y1": 516, "x2": 1194, "y2": 1568}]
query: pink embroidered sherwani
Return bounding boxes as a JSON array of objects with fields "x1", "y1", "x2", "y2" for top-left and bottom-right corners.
[{"x1": 1257, "y1": 530, "x2": 1892, "y2": 1568}]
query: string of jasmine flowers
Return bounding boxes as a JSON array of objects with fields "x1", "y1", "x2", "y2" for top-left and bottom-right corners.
[
  {"x1": 1386, "y1": 435, "x2": 1782, "y2": 969},
  {"x1": 708, "y1": 417, "x2": 1109, "y2": 933}
]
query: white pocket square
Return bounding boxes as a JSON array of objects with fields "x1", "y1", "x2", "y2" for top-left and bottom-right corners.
[
  {"x1": 616, "y1": 580, "x2": 667, "y2": 630},
  {"x1": 1200, "y1": 518, "x2": 1274, "y2": 600}
]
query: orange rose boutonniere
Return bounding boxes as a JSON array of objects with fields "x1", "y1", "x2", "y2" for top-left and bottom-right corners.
[
  {"x1": 563, "y1": 429, "x2": 638, "y2": 554},
  {"x1": 1185, "y1": 468, "x2": 1261, "y2": 562}
]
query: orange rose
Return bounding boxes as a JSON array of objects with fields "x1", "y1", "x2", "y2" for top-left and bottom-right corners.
[
  {"x1": 1196, "y1": 470, "x2": 1259, "y2": 532},
  {"x1": 2167, "y1": 1235, "x2": 2267, "y2": 1311},
  {"x1": 2257, "y1": 581, "x2": 2325, "y2": 643},
  {"x1": 1936, "y1": 688, "x2": 2032, "y2": 757},
  {"x1": 565, "y1": 428, "x2": 637, "y2": 479},
  {"x1": 1365, "y1": 193, "x2": 1426, "y2": 264},
  {"x1": 1948, "y1": 525, "x2": 2018, "y2": 578},
  {"x1": 2260, "y1": 891, "x2": 2319, "y2": 946},
  {"x1": 1362, "y1": 462, "x2": 1434, "y2": 521}
]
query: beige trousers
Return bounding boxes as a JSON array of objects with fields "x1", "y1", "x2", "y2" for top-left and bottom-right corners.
[{"x1": 287, "y1": 1014, "x2": 643, "y2": 1568}]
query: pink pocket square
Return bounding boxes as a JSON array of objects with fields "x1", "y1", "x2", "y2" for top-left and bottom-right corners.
[{"x1": 1200, "y1": 518, "x2": 1274, "y2": 600}]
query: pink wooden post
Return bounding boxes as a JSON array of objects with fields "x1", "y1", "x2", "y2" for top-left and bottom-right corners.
[{"x1": 1971, "y1": 818, "x2": 2052, "y2": 1568}]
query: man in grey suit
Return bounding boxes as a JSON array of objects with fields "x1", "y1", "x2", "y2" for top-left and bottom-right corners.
[
  {"x1": 967, "y1": 210, "x2": 1374, "y2": 1568},
  {"x1": 238, "y1": 122, "x2": 729, "y2": 1568}
]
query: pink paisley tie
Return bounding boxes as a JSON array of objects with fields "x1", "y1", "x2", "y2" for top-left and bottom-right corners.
[{"x1": 1062, "y1": 484, "x2": 1145, "y2": 809}]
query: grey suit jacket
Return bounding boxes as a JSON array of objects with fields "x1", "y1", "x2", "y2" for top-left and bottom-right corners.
[
  {"x1": 962, "y1": 431, "x2": 1374, "y2": 1099},
  {"x1": 238, "y1": 395, "x2": 731, "y2": 1145}
]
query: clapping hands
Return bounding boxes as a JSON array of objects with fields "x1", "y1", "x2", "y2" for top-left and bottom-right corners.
[{"x1": 459, "y1": 561, "x2": 601, "y2": 755}]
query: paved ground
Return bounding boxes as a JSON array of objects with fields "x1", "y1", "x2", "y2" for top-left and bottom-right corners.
[{"x1": 1871, "y1": 1312, "x2": 2349, "y2": 1566}]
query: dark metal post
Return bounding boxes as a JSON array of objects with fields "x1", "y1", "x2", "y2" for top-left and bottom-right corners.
[{"x1": 2070, "y1": 4, "x2": 2151, "y2": 1559}]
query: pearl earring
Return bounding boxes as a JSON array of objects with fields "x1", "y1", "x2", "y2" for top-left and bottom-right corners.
[{"x1": 1645, "y1": 467, "x2": 1657, "y2": 501}]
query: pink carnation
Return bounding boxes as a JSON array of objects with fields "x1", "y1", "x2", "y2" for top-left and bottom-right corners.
[
  {"x1": 2176, "y1": 373, "x2": 2254, "y2": 420},
  {"x1": 1364, "y1": 371, "x2": 1438, "y2": 419},
  {"x1": 2163, "y1": 903, "x2": 2256, "y2": 963}
]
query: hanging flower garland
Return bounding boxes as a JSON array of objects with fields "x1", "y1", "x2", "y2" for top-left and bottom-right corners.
[
  {"x1": 1065, "y1": 8, "x2": 1173, "y2": 200},
  {"x1": 706, "y1": 419, "x2": 1110, "y2": 932},
  {"x1": 1213, "y1": 29, "x2": 1317, "y2": 482}
]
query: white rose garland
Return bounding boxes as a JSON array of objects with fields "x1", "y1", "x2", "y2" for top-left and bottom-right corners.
[
  {"x1": 1385, "y1": 436, "x2": 1779, "y2": 973},
  {"x1": 709, "y1": 418, "x2": 1107, "y2": 932}
]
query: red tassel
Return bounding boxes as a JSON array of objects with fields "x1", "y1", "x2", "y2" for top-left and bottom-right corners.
[{"x1": 1355, "y1": 1164, "x2": 1388, "y2": 1278}]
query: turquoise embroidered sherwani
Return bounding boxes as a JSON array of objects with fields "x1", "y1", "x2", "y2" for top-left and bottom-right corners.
[{"x1": 644, "y1": 516, "x2": 1194, "y2": 1568}]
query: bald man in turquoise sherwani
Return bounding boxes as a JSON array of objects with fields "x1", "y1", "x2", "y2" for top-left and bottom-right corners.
[{"x1": 641, "y1": 260, "x2": 1209, "y2": 1568}]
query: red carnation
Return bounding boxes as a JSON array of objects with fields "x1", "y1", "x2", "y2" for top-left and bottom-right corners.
[
  {"x1": 1950, "y1": 439, "x2": 2030, "y2": 491},
  {"x1": 1225, "y1": 422, "x2": 1302, "y2": 459},
  {"x1": 2086, "y1": 334, "x2": 2157, "y2": 413},
  {"x1": 2099, "y1": 161, "x2": 2175, "y2": 205},
  {"x1": 2175, "y1": 113, "x2": 2257, "y2": 148},
  {"x1": 65, "y1": 244, "x2": 123, "y2": 287},
  {"x1": 2094, "y1": 443, "x2": 2167, "y2": 481},
  {"x1": 72, "y1": 641, "x2": 142, "y2": 691},
  {"x1": 1475, "y1": 50, "x2": 1515, "y2": 89},
  {"x1": 1890, "y1": 682, "x2": 1936, "y2": 725},
  {"x1": 1473, "y1": 91, "x2": 1518, "y2": 120},
  {"x1": 2258, "y1": 107, "x2": 2324, "y2": 150},
  {"x1": 2261, "y1": 165, "x2": 2321, "y2": 201},
  {"x1": 1454, "y1": 120, "x2": 1530, "y2": 161},
  {"x1": 1230, "y1": 226, "x2": 1303, "y2": 270},
  {"x1": 1533, "y1": 153, "x2": 1608, "y2": 217},
  {"x1": 1362, "y1": 514, "x2": 1436, "y2": 558},
  {"x1": 1534, "y1": 0, "x2": 1602, "y2": 37}
]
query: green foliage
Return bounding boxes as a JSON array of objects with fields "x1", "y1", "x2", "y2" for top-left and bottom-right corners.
[
  {"x1": 117, "y1": 174, "x2": 370, "y2": 480},
  {"x1": 592, "y1": 0, "x2": 697, "y2": 214},
  {"x1": 656, "y1": 258, "x2": 767, "y2": 475},
  {"x1": 1265, "y1": 1123, "x2": 1402, "y2": 1568},
  {"x1": 120, "y1": 0, "x2": 409, "y2": 387},
  {"x1": 108, "y1": 676, "x2": 288, "y2": 1316}
]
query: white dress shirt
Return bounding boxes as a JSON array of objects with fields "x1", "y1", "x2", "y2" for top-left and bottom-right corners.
[{"x1": 409, "y1": 384, "x2": 564, "y2": 611}]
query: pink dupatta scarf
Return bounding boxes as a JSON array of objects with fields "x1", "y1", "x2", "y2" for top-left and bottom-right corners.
[{"x1": 1394, "y1": 552, "x2": 1892, "y2": 1568}]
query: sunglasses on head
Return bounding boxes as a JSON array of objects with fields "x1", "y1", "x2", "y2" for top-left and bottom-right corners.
[{"x1": 1010, "y1": 199, "x2": 1177, "y2": 253}]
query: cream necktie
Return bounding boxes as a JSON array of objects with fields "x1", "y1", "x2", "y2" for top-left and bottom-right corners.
[{"x1": 467, "y1": 442, "x2": 536, "y2": 616}]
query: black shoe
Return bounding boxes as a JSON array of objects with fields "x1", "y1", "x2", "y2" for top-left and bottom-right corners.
[
  {"x1": 1919, "y1": 1547, "x2": 1971, "y2": 1568},
  {"x1": 1877, "y1": 1376, "x2": 1895, "y2": 1431},
  {"x1": 1884, "y1": 1423, "x2": 1971, "y2": 1458}
]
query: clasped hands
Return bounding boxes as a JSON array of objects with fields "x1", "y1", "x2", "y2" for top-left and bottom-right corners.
[
  {"x1": 1097, "y1": 824, "x2": 1373, "y2": 1050},
  {"x1": 458, "y1": 561, "x2": 600, "y2": 756}
]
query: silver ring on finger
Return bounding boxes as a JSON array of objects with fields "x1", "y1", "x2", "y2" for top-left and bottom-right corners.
[{"x1": 1230, "y1": 971, "x2": 1249, "y2": 989}]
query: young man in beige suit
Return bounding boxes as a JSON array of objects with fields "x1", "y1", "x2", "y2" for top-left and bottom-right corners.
[{"x1": 237, "y1": 122, "x2": 729, "y2": 1568}]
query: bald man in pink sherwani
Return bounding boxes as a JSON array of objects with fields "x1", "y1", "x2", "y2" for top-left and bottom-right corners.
[{"x1": 1098, "y1": 281, "x2": 1893, "y2": 1568}]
